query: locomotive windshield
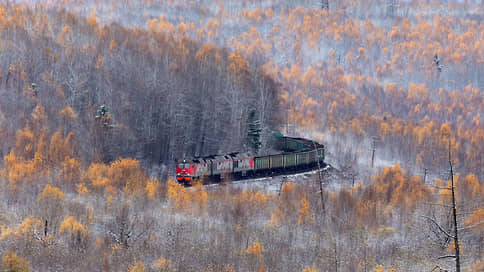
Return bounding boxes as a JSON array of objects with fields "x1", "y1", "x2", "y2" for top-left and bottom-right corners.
[{"x1": 178, "y1": 163, "x2": 190, "y2": 168}]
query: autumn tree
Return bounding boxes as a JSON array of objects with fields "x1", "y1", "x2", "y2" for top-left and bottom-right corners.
[
  {"x1": 245, "y1": 241, "x2": 264, "y2": 272},
  {"x1": 59, "y1": 216, "x2": 91, "y2": 250},
  {"x1": 37, "y1": 184, "x2": 65, "y2": 236},
  {"x1": 1, "y1": 251, "x2": 31, "y2": 272},
  {"x1": 128, "y1": 260, "x2": 146, "y2": 272}
]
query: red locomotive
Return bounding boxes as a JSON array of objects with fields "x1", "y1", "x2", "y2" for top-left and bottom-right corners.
[{"x1": 176, "y1": 153, "x2": 255, "y2": 185}]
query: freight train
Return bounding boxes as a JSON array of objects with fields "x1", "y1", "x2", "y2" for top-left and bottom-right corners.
[{"x1": 176, "y1": 134, "x2": 325, "y2": 185}]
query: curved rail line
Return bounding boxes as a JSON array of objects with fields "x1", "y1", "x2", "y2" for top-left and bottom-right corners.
[{"x1": 176, "y1": 135, "x2": 325, "y2": 186}]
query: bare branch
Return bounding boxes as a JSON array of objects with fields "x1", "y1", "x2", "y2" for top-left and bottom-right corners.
[
  {"x1": 431, "y1": 265, "x2": 449, "y2": 272},
  {"x1": 456, "y1": 211, "x2": 480, "y2": 216},
  {"x1": 458, "y1": 220, "x2": 484, "y2": 231},
  {"x1": 421, "y1": 215, "x2": 455, "y2": 239},
  {"x1": 433, "y1": 186, "x2": 452, "y2": 190},
  {"x1": 438, "y1": 255, "x2": 456, "y2": 259},
  {"x1": 455, "y1": 198, "x2": 484, "y2": 206},
  {"x1": 423, "y1": 202, "x2": 454, "y2": 208},
  {"x1": 133, "y1": 219, "x2": 156, "y2": 242}
]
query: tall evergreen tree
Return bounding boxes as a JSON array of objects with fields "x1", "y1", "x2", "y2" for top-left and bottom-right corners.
[{"x1": 247, "y1": 108, "x2": 262, "y2": 154}]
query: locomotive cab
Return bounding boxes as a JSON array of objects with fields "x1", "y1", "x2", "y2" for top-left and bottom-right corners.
[{"x1": 176, "y1": 160, "x2": 193, "y2": 183}]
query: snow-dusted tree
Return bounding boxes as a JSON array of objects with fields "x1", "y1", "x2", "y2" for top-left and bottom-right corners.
[{"x1": 247, "y1": 108, "x2": 262, "y2": 154}]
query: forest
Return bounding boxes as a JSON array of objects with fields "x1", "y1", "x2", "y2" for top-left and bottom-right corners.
[{"x1": 0, "y1": 0, "x2": 483, "y2": 271}]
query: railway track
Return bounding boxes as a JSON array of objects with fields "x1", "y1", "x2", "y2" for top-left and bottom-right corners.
[
  {"x1": 176, "y1": 134, "x2": 326, "y2": 186},
  {"x1": 204, "y1": 164, "x2": 333, "y2": 194}
]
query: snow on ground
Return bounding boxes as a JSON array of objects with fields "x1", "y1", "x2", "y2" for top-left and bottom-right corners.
[
  {"x1": 202, "y1": 165, "x2": 347, "y2": 194},
  {"x1": 228, "y1": 170, "x2": 320, "y2": 193}
]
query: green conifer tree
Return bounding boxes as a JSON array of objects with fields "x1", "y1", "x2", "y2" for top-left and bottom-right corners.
[{"x1": 247, "y1": 108, "x2": 262, "y2": 153}]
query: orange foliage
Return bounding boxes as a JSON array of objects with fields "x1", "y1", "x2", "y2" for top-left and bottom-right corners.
[
  {"x1": 76, "y1": 183, "x2": 89, "y2": 196},
  {"x1": 38, "y1": 184, "x2": 65, "y2": 203},
  {"x1": 153, "y1": 257, "x2": 172, "y2": 272},
  {"x1": 1, "y1": 251, "x2": 30, "y2": 272},
  {"x1": 302, "y1": 264, "x2": 319, "y2": 272},
  {"x1": 1, "y1": 151, "x2": 36, "y2": 191},
  {"x1": 59, "y1": 216, "x2": 90, "y2": 248},
  {"x1": 128, "y1": 260, "x2": 146, "y2": 272},
  {"x1": 59, "y1": 106, "x2": 77, "y2": 120},
  {"x1": 60, "y1": 157, "x2": 80, "y2": 188},
  {"x1": 234, "y1": 189, "x2": 269, "y2": 209},
  {"x1": 14, "y1": 125, "x2": 35, "y2": 160},
  {"x1": 0, "y1": 216, "x2": 43, "y2": 242},
  {"x1": 166, "y1": 178, "x2": 208, "y2": 213},
  {"x1": 228, "y1": 53, "x2": 250, "y2": 84},
  {"x1": 464, "y1": 209, "x2": 484, "y2": 233},
  {"x1": 268, "y1": 182, "x2": 302, "y2": 226},
  {"x1": 49, "y1": 130, "x2": 76, "y2": 166},
  {"x1": 281, "y1": 182, "x2": 296, "y2": 193},
  {"x1": 85, "y1": 158, "x2": 147, "y2": 194},
  {"x1": 166, "y1": 178, "x2": 186, "y2": 210},
  {"x1": 145, "y1": 178, "x2": 160, "y2": 200},
  {"x1": 57, "y1": 25, "x2": 72, "y2": 46},
  {"x1": 298, "y1": 197, "x2": 315, "y2": 225},
  {"x1": 368, "y1": 164, "x2": 431, "y2": 210},
  {"x1": 86, "y1": 9, "x2": 99, "y2": 30},
  {"x1": 457, "y1": 174, "x2": 482, "y2": 201},
  {"x1": 246, "y1": 240, "x2": 263, "y2": 256},
  {"x1": 85, "y1": 162, "x2": 110, "y2": 188},
  {"x1": 108, "y1": 158, "x2": 146, "y2": 193}
]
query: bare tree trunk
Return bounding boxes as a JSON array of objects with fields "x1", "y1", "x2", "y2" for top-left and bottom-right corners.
[
  {"x1": 423, "y1": 141, "x2": 462, "y2": 271},
  {"x1": 371, "y1": 137, "x2": 377, "y2": 168},
  {"x1": 449, "y1": 143, "x2": 461, "y2": 272},
  {"x1": 387, "y1": 0, "x2": 394, "y2": 17},
  {"x1": 313, "y1": 141, "x2": 325, "y2": 213}
]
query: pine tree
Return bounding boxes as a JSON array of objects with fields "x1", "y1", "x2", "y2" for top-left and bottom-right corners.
[{"x1": 247, "y1": 108, "x2": 262, "y2": 154}]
